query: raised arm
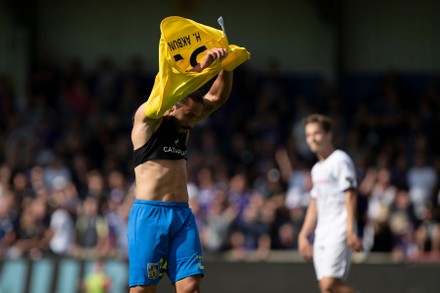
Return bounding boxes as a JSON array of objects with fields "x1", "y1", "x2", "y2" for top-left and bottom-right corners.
[
  {"x1": 275, "y1": 148, "x2": 294, "y2": 182},
  {"x1": 132, "y1": 48, "x2": 230, "y2": 149},
  {"x1": 198, "y1": 68, "x2": 232, "y2": 121},
  {"x1": 190, "y1": 48, "x2": 233, "y2": 121}
]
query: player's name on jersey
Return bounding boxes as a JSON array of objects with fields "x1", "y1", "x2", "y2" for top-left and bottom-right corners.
[{"x1": 168, "y1": 32, "x2": 202, "y2": 51}]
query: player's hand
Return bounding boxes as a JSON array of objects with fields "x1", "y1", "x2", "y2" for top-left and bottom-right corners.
[
  {"x1": 298, "y1": 235, "x2": 313, "y2": 261},
  {"x1": 199, "y1": 48, "x2": 228, "y2": 70},
  {"x1": 347, "y1": 231, "x2": 362, "y2": 252}
]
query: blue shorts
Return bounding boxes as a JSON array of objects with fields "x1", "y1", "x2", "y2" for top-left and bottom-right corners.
[{"x1": 128, "y1": 199, "x2": 204, "y2": 287}]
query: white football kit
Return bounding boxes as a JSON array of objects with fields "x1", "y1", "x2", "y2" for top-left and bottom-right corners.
[{"x1": 310, "y1": 149, "x2": 357, "y2": 280}]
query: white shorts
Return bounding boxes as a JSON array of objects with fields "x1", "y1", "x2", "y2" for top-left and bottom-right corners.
[{"x1": 313, "y1": 242, "x2": 351, "y2": 280}]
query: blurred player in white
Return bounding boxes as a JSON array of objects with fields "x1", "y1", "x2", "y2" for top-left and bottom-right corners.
[{"x1": 298, "y1": 114, "x2": 362, "y2": 293}]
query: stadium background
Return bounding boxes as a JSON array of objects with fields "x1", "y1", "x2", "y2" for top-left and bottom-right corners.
[{"x1": 0, "y1": 0, "x2": 439, "y2": 292}]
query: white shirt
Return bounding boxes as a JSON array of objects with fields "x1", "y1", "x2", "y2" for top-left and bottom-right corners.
[
  {"x1": 310, "y1": 150, "x2": 357, "y2": 245},
  {"x1": 407, "y1": 166, "x2": 437, "y2": 219},
  {"x1": 50, "y1": 208, "x2": 75, "y2": 255}
]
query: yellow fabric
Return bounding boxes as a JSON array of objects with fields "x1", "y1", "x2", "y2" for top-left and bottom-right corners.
[
  {"x1": 144, "y1": 16, "x2": 250, "y2": 119},
  {"x1": 85, "y1": 272, "x2": 109, "y2": 293}
]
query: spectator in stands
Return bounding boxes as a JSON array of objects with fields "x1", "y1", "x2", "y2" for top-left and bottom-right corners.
[
  {"x1": 229, "y1": 192, "x2": 271, "y2": 260},
  {"x1": 0, "y1": 191, "x2": 17, "y2": 257},
  {"x1": 74, "y1": 196, "x2": 110, "y2": 258},
  {"x1": 29, "y1": 165, "x2": 47, "y2": 193},
  {"x1": 275, "y1": 147, "x2": 311, "y2": 214},
  {"x1": 48, "y1": 178, "x2": 77, "y2": 256},
  {"x1": 227, "y1": 173, "x2": 252, "y2": 219},
  {"x1": 275, "y1": 222, "x2": 297, "y2": 250},
  {"x1": 10, "y1": 196, "x2": 52, "y2": 259},
  {"x1": 114, "y1": 189, "x2": 134, "y2": 258},
  {"x1": 85, "y1": 170, "x2": 108, "y2": 212},
  {"x1": 44, "y1": 154, "x2": 72, "y2": 191},
  {"x1": 102, "y1": 171, "x2": 129, "y2": 257},
  {"x1": 360, "y1": 167, "x2": 397, "y2": 252},
  {"x1": 407, "y1": 152, "x2": 438, "y2": 221},
  {"x1": 194, "y1": 167, "x2": 219, "y2": 221},
  {"x1": 202, "y1": 189, "x2": 238, "y2": 252},
  {"x1": 415, "y1": 204, "x2": 440, "y2": 257},
  {"x1": 388, "y1": 186, "x2": 418, "y2": 261}
]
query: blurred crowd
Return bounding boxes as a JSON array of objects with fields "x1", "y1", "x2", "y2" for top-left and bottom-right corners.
[{"x1": 0, "y1": 56, "x2": 439, "y2": 263}]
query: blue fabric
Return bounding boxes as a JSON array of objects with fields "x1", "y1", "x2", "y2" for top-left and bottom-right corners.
[{"x1": 128, "y1": 199, "x2": 204, "y2": 287}]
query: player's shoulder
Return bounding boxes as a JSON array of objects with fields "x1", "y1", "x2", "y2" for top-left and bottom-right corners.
[
  {"x1": 331, "y1": 150, "x2": 357, "y2": 173},
  {"x1": 326, "y1": 150, "x2": 355, "y2": 170},
  {"x1": 332, "y1": 149, "x2": 353, "y2": 162}
]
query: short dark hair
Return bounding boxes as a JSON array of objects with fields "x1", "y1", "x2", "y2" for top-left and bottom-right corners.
[
  {"x1": 175, "y1": 90, "x2": 204, "y2": 108},
  {"x1": 303, "y1": 114, "x2": 333, "y2": 133}
]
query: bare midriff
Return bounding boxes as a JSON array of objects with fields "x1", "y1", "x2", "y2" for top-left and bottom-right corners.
[{"x1": 133, "y1": 159, "x2": 189, "y2": 203}]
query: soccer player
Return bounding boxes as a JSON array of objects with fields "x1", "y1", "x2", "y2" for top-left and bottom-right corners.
[
  {"x1": 298, "y1": 114, "x2": 362, "y2": 293},
  {"x1": 128, "y1": 47, "x2": 233, "y2": 293}
]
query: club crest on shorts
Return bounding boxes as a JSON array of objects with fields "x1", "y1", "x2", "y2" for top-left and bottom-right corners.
[
  {"x1": 147, "y1": 263, "x2": 160, "y2": 279},
  {"x1": 196, "y1": 255, "x2": 204, "y2": 270}
]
